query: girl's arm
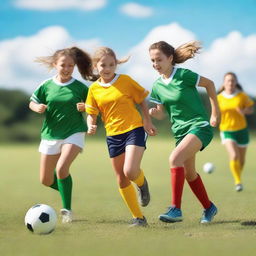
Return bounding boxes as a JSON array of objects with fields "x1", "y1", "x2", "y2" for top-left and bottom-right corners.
[
  {"x1": 87, "y1": 114, "x2": 97, "y2": 135},
  {"x1": 198, "y1": 76, "x2": 221, "y2": 127},
  {"x1": 29, "y1": 101, "x2": 47, "y2": 114},
  {"x1": 237, "y1": 106, "x2": 254, "y2": 115},
  {"x1": 149, "y1": 104, "x2": 165, "y2": 120},
  {"x1": 139, "y1": 100, "x2": 157, "y2": 136}
]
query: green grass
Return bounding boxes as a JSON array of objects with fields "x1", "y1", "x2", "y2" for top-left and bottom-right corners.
[{"x1": 1, "y1": 137, "x2": 256, "y2": 256}]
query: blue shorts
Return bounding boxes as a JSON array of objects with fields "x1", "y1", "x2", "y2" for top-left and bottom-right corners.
[{"x1": 106, "y1": 127, "x2": 147, "y2": 158}]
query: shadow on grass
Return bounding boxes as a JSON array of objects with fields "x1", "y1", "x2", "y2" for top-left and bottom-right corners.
[
  {"x1": 213, "y1": 220, "x2": 242, "y2": 225},
  {"x1": 72, "y1": 219, "x2": 88, "y2": 223},
  {"x1": 241, "y1": 221, "x2": 256, "y2": 226}
]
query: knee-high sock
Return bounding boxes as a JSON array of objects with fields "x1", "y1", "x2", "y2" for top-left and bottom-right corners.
[
  {"x1": 188, "y1": 174, "x2": 211, "y2": 209},
  {"x1": 230, "y1": 159, "x2": 241, "y2": 185},
  {"x1": 171, "y1": 167, "x2": 185, "y2": 209},
  {"x1": 119, "y1": 184, "x2": 143, "y2": 219},
  {"x1": 57, "y1": 175, "x2": 72, "y2": 210},
  {"x1": 132, "y1": 170, "x2": 145, "y2": 187},
  {"x1": 50, "y1": 170, "x2": 59, "y2": 191}
]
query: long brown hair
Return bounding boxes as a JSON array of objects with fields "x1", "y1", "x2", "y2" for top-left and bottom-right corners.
[
  {"x1": 35, "y1": 47, "x2": 97, "y2": 81},
  {"x1": 149, "y1": 40, "x2": 201, "y2": 65},
  {"x1": 218, "y1": 72, "x2": 243, "y2": 93}
]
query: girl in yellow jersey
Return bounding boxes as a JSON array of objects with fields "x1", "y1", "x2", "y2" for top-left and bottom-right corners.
[
  {"x1": 217, "y1": 72, "x2": 254, "y2": 191},
  {"x1": 84, "y1": 47, "x2": 157, "y2": 227}
]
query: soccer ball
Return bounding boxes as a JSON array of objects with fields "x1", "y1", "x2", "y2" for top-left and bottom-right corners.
[
  {"x1": 25, "y1": 204, "x2": 57, "y2": 234},
  {"x1": 203, "y1": 162, "x2": 215, "y2": 174}
]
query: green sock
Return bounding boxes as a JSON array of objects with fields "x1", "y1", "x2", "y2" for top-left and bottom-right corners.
[
  {"x1": 57, "y1": 175, "x2": 73, "y2": 210},
  {"x1": 50, "y1": 171, "x2": 59, "y2": 191}
]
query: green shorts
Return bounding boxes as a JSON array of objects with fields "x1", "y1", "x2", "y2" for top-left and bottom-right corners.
[
  {"x1": 220, "y1": 128, "x2": 249, "y2": 147},
  {"x1": 175, "y1": 125, "x2": 213, "y2": 151}
]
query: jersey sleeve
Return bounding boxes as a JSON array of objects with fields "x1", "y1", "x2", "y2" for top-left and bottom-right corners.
[
  {"x1": 85, "y1": 87, "x2": 99, "y2": 115},
  {"x1": 30, "y1": 83, "x2": 46, "y2": 104},
  {"x1": 150, "y1": 84, "x2": 162, "y2": 104},
  {"x1": 128, "y1": 76, "x2": 149, "y2": 104},
  {"x1": 241, "y1": 93, "x2": 254, "y2": 108},
  {"x1": 182, "y1": 69, "x2": 200, "y2": 87}
]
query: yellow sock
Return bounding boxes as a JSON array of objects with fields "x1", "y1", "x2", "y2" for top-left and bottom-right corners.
[
  {"x1": 230, "y1": 159, "x2": 242, "y2": 185},
  {"x1": 119, "y1": 184, "x2": 143, "y2": 218},
  {"x1": 133, "y1": 170, "x2": 145, "y2": 187}
]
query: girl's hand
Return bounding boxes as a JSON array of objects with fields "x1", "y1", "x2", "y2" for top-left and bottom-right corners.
[
  {"x1": 210, "y1": 112, "x2": 220, "y2": 127},
  {"x1": 87, "y1": 125, "x2": 97, "y2": 135},
  {"x1": 149, "y1": 107, "x2": 158, "y2": 116},
  {"x1": 36, "y1": 104, "x2": 47, "y2": 114},
  {"x1": 77, "y1": 102, "x2": 85, "y2": 112},
  {"x1": 143, "y1": 120, "x2": 157, "y2": 136}
]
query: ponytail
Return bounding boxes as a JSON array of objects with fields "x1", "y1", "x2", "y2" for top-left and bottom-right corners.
[
  {"x1": 149, "y1": 40, "x2": 201, "y2": 65},
  {"x1": 69, "y1": 47, "x2": 98, "y2": 81}
]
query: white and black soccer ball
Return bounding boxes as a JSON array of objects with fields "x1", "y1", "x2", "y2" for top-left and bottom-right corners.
[
  {"x1": 203, "y1": 162, "x2": 215, "y2": 174},
  {"x1": 25, "y1": 204, "x2": 57, "y2": 234}
]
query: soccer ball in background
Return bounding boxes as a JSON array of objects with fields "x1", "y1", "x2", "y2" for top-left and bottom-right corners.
[
  {"x1": 203, "y1": 162, "x2": 215, "y2": 174},
  {"x1": 25, "y1": 204, "x2": 57, "y2": 234}
]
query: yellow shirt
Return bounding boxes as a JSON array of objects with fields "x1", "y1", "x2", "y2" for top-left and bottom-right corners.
[
  {"x1": 85, "y1": 74, "x2": 149, "y2": 136},
  {"x1": 218, "y1": 91, "x2": 254, "y2": 131}
]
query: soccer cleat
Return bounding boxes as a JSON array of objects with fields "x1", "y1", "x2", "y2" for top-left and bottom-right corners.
[
  {"x1": 129, "y1": 216, "x2": 148, "y2": 227},
  {"x1": 235, "y1": 184, "x2": 243, "y2": 192},
  {"x1": 60, "y1": 209, "x2": 73, "y2": 223},
  {"x1": 137, "y1": 178, "x2": 150, "y2": 207},
  {"x1": 158, "y1": 206, "x2": 183, "y2": 223},
  {"x1": 200, "y1": 202, "x2": 217, "y2": 224}
]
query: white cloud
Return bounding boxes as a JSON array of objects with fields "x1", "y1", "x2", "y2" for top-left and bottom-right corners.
[
  {"x1": 14, "y1": 0, "x2": 107, "y2": 11},
  {"x1": 0, "y1": 26, "x2": 102, "y2": 93},
  {"x1": 122, "y1": 23, "x2": 256, "y2": 96},
  {"x1": 120, "y1": 3, "x2": 153, "y2": 18},
  {"x1": 1, "y1": 22, "x2": 256, "y2": 97}
]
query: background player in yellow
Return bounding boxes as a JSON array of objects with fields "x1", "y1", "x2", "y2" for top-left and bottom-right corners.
[
  {"x1": 84, "y1": 47, "x2": 157, "y2": 227},
  {"x1": 218, "y1": 72, "x2": 254, "y2": 191}
]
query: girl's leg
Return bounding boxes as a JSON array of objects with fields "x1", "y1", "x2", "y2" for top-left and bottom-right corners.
[
  {"x1": 111, "y1": 153, "x2": 144, "y2": 220},
  {"x1": 224, "y1": 140, "x2": 242, "y2": 186},
  {"x1": 56, "y1": 143, "x2": 81, "y2": 211},
  {"x1": 40, "y1": 153, "x2": 60, "y2": 190},
  {"x1": 238, "y1": 147, "x2": 247, "y2": 170},
  {"x1": 124, "y1": 145, "x2": 150, "y2": 207},
  {"x1": 184, "y1": 156, "x2": 211, "y2": 209},
  {"x1": 169, "y1": 134, "x2": 202, "y2": 209}
]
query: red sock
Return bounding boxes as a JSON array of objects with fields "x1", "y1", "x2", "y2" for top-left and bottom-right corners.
[
  {"x1": 171, "y1": 167, "x2": 185, "y2": 209},
  {"x1": 188, "y1": 174, "x2": 211, "y2": 209}
]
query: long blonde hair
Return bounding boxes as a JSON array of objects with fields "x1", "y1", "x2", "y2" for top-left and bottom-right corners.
[
  {"x1": 35, "y1": 47, "x2": 97, "y2": 81},
  {"x1": 149, "y1": 40, "x2": 201, "y2": 65},
  {"x1": 92, "y1": 47, "x2": 130, "y2": 67}
]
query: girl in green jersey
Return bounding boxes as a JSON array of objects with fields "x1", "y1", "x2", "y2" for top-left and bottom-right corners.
[
  {"x1": 29, "y1": 47, "x2": 95, "y2": 223},
  {"x1": 148, "y1": 41, "x2": 220, "y2": 224}
]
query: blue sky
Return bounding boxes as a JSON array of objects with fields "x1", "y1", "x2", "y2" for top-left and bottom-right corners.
[{"x1": 1, "y1": 0, "x2": 256, "y2": 94}]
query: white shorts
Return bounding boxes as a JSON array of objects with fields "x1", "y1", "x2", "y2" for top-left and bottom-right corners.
[{"x1": 39, "y1": 132, "x2": 85, "y2": 155}]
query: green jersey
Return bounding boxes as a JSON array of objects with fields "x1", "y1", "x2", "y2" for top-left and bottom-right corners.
[
  {"x1": 30, "y1": 77, "x2": 88, "y2": 140},
  {"x1": 150, "y1": 68, "x2": 209, "y2": 139}
]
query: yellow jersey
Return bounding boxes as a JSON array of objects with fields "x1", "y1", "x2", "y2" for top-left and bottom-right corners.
[
  {"x1": 85, "y1": 74, "x2": 149, "y2": 136},
  {"x1": 217, "y1": 91, "x2": 254, "y2": 131}
]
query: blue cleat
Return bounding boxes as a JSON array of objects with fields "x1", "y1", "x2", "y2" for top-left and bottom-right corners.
[
  {"x1": 200, "y1": 202, "x2": 217, "y2": 224},
  {"x1": 159, "y1": 206, "x2": 183, "y2": 223}
]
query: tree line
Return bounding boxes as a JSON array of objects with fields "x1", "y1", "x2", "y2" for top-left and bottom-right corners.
[{"x1": 0, "y1": 88, "x2": 255, "y2": 142}]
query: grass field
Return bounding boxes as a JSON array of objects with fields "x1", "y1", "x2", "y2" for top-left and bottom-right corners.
[{"x1": 1, "y1": 137, "x2": 256, "y2": 256}]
